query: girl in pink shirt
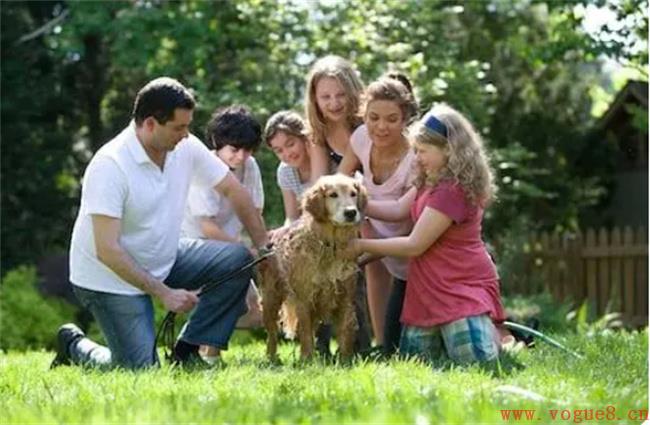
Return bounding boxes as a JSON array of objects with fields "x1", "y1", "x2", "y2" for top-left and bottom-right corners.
[{"x1": 348, "y1": 103, "x2": 505, "y2": 365}]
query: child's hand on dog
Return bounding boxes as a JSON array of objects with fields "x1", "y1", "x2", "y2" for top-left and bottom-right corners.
[{"x1": 345, "y1": 238, "x2": 362, "y2": 259}]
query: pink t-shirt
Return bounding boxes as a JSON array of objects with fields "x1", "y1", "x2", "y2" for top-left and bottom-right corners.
[
  {"x1": 401, "y1": 181, "x2": 505, "y2": 327},
  {"x1": 350, "y1": 125, "x2": 414, "y2": 280}
]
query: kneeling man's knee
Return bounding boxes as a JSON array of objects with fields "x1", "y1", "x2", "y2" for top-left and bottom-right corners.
[{"x1": 233, "y1": 244, "x2": 254, "y2": 265}]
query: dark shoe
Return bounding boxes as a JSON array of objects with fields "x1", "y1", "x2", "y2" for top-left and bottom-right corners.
[
  {"x1": 170, "y1": 351, "x2": 215, "y2": 370},
  {"x1": 523, "y1": 318, "x2": 540, "y2": 347},
  {"x1": 316, "y1": 342, "x2": 332, "y2": 359},
  {"x1": 315, "y1": 324, "x2": 332, "y2": 358},
  {"x1": 50, "y1": 323, "x2": 85, "y2": 369},
  {"x1": 235, "y1": 308, "x2": 263, "y2": 329},
  {"x1": 358, "y1": 345, "x2": 389, "y2": 361},
  {"x1": 508, "y1": 317, "x2": 539, "y2": 348},
  {"x1": 169, "y1": 342, "x2": 213, "y2": 370}
]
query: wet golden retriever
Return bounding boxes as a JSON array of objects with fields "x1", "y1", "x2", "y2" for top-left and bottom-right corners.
[{"x1": 260, "y1": 174, "x2": 367, "y2": 361}]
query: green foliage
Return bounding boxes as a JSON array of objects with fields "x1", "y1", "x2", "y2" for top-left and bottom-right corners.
[
  {"x1": 0, "y1": 329, "x2": 647, "y2": 423},
  {"x1": 0, "y1": 266, "x2": 77, "y2": 351},
  {"x1": 566, "y1": 301, "x2": 626, "y2": 336},
  {"x1": 256, "y1": 148, "x2": 283, "y2": 227},
  {"x1": 503, "y1": 292, "x2": 573, "y2": 333},
  {"x1": 627, "y1": 103, "x2": 650, "y2": 134},
  {"x1": 1, "y1": 4, "x2": 84, "y2": 270},
  {"x1": 489, "y1": 215, "x2": 545, "y2": 300},
  {"x1": 1, "y1": 0, "x2": 647, "y2": 269}
]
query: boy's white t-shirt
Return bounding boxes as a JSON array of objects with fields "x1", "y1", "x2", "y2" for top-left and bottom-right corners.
[{"x1": 182, "y1": 155, "x2": 264, "y2": 240}]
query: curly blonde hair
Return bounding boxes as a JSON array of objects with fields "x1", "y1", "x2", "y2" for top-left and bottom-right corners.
[
  {"x1": 411, "y1": 103, "x2": 497, "y2": 206},
  {"x1": 304, "y1": 55, "x2": 364, "y2": 147}
]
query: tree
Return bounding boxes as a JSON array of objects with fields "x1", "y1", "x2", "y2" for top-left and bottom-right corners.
[
  {"x1": 1, "y1": 2, "x2": 82, "y2": 270},
  {"x1": 1, "y1": 0, "x2": 646, "y2": 271}
]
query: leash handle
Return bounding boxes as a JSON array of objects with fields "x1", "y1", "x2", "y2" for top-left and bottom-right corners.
[{"x1": 155, "y1": 311, "x2": 177, "y2": 362}]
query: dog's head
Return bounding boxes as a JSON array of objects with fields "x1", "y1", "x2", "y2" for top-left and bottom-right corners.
[{"x1": 303, "y1": 174, "x2": 368, "y2": 225}]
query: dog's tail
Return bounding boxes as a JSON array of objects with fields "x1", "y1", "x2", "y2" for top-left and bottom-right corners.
[{"x1": 280, "y1": 302, "x2": 299, "y2": 340}]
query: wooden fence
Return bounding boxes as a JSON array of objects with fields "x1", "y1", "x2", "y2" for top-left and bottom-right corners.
[{"x1": 507, "y1": 226, "x2": 648, "y2": 327}]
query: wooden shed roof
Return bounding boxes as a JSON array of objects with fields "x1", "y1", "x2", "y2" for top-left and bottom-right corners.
[{"x1": 598, "y1": 80, "x2": 648, "y2": 130}]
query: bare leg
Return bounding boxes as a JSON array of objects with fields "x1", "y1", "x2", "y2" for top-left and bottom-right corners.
[
  {"x1": 199, "y1": 345, "x2": 221, "y2": 358},
  {"x1": 365, "y1": 259, "x2": 393, "y2": 346},
  {"x1": 236, "y1": 281, "x2": 262, "y2": 329}
]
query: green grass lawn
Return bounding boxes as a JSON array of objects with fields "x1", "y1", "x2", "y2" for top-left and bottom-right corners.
[{"x1": 0, "y1": 329, "x2": 647, "y2": 424}]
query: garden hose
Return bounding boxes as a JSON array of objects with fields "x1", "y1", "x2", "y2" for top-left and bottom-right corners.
[{"x1": 503, "y1": 320, "x2": 584, "y2": 359}]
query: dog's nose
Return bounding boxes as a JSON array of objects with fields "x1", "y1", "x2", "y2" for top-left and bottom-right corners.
[{"x1": 344, "y1": 208, "x2": 358, "y2": 221}]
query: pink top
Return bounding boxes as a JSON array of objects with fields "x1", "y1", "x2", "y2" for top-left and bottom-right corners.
[
  {"x1": 402, "y1": 181, "x2": 505, "y2": 327},
  {"x1": 351, "y1": 125, "x2": 414, "y2": 280}
]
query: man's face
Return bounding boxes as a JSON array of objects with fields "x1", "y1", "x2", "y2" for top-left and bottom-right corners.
[{"x1": 151, "y1": 108, "x2": 193, "y2": 151}]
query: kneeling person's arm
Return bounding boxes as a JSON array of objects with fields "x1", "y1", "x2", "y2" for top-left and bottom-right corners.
[{"x1": 92, "y1": 214, "x2": 198, "y2": 313}]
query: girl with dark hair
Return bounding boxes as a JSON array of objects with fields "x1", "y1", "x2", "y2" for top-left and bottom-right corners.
[{"x1": 339, "y1": 72, "x2": 418, "y2": 355}]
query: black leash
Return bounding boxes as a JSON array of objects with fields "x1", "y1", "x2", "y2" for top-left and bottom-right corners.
[{"x1": 154, "y1": 247, "x2": 275, "y2": 363}]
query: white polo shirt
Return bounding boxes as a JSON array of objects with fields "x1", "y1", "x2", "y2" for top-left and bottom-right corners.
[{"x1": 69, "y1": 122, "x2": 229, "y2": 295}]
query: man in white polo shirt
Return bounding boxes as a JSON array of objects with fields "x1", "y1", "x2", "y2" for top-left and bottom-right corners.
[{"x1": 51, "y1": 77, "x2": 270, "y2": 369}]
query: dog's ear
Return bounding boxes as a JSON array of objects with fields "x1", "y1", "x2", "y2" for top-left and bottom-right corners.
[
  {"x1": 303, "y1": 184, "x2": 328, "y2": 222},
  {"x1": 355, "y1": 182, "x2": 368, "y2": 212}
]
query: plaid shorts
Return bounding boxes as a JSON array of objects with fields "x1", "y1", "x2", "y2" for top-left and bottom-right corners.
[{"x1": 399, "y1": 314, "x2": 499, "y2": 364}]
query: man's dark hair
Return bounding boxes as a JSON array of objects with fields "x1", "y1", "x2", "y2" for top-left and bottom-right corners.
[
  {"x1": 205, "y1": 105, "x2": 262, "y2": 151},
  {"x1": 132, "y1": 77, "x2": 195, "y2": 126}
]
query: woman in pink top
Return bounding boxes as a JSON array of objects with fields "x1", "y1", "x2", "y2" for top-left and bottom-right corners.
[
  {"x1": 339, "y1": 73, "x2": 418, "y2": 354},
  {"x1": 348, "y1": 103, "x2": 505, "y2": 365}
]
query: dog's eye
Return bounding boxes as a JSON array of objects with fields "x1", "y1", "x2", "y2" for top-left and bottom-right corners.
[
  {"x1": 328, "y1": 192, "x2": 339, "y2": 198},
  {"x1": 350, "y1": 191, "x2": 357, "y2": 197}
]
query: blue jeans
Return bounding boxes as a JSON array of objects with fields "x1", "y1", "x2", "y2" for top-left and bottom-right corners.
[{"x1": 70, "y1": 238, "x2": 252, "y2": 370}]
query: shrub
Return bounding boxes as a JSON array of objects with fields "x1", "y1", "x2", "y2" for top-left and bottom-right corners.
[
  {"x1": 503, "y1": 292, "x2": 573, "y2": 333},
  {"x1": 0, "y1": 265, "x2": 77, "y2": 351},
  {"x1": 489, "y1": 216, "x2": 544, "y2": 297}
]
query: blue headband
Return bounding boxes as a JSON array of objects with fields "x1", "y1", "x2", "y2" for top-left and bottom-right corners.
[{"x1": 423, "y1": 113, "x2": 448, "y2": 138}]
